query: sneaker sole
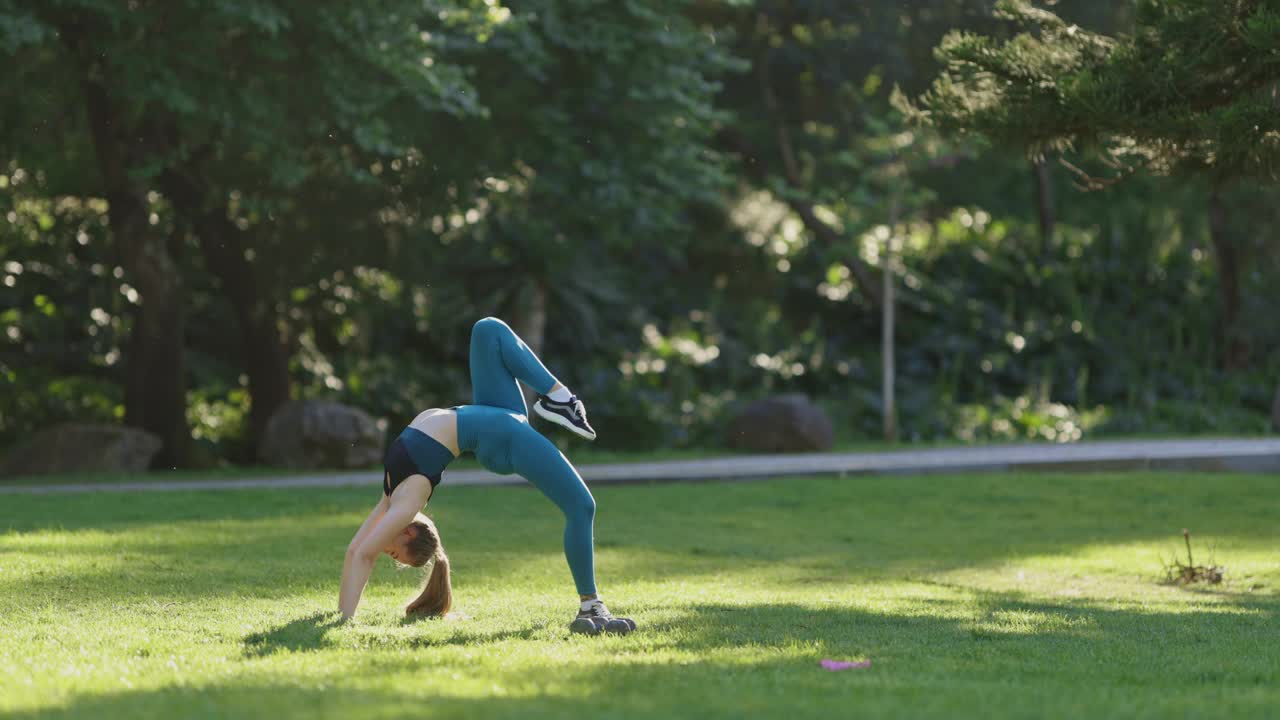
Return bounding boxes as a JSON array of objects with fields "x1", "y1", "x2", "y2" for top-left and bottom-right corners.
[
  {"x1": 604, "y1": 618, "x2": 634, "y2": 635},
  {"x1": 569, "y1": 617, "x2": 604, "y2": 635},
  {"x1": 534, "y1": 403, "x2": 597, "y2": 441}
]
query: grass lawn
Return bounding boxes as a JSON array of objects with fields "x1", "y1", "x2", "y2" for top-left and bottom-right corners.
[{"x1": 1, "y1": 472, "x2": 1277, "y2": 719}]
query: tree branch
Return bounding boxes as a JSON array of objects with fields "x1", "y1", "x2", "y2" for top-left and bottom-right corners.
[
  {"x1": 742, "y1": 26, "x2": 884, "y2": 308},
  {"x1": 1058, "y1": 156, "x2": 1142, "y2": 192}
]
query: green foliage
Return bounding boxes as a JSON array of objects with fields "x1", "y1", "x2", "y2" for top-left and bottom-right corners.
[
  {"x1": 949, "y1": 394, "x2": 1107, "y2": 443},
  {"x1": 186, "y1": 387, "x2": 251, "y2": 460},
  {"x1": 901, "y1": 0, "x2": 1280, "y2": 442},
  {"x1": 882, "y1": 199, "x2": 1274, "y2": 439},
  {"x1": 466, "y1": 0, "x2": 736, "y2": 238},
  {"x1": 2, "y1": 0, "x2": 1278, "y2": 462},
  {"x1": 0, "y1": 2, "x2": 47, "y2": 51},
  {"x1": 415, "y1": 0, "x2": 738, "y2": 361},
  {"x1": 0, "y1": 166, "x2": 125, "y2": 445},
  {"x1": 915, "y1": 0, "x2": 1280, "y2": 182}
]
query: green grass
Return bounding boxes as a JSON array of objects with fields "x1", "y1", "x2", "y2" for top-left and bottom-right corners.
[{"x1": 2, "y1": 472, "x2": 1278, "y2": 719}]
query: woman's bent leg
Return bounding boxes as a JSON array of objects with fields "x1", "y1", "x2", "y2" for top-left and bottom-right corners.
[
  {"x1": 469, "y1": 317, "x2": 559, "y2": 415},
  {"x1": 510, "y1": 427, "x2": 596, "y2": 596}
]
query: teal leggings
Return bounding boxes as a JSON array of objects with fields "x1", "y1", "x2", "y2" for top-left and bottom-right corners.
[{"x1": 456, "y1": 317, "x2": 597, "y2": 596}]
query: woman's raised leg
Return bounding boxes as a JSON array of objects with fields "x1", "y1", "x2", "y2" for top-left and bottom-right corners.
[{"x1": 468, "y1": 317, "x2": 559, "y2": 414}]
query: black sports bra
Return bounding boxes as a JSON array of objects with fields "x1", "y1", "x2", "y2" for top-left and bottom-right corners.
[{"x1": 382, "y1": 432, "x2": 449, "y2": 496}]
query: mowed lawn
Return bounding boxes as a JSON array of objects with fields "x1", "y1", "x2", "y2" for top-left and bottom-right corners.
[{"x1": 1, "y1": 472, "x2": 1278, "y2": 719}]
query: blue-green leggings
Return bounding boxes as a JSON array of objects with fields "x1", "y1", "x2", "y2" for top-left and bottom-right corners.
[{"x1": 454, "y1": 317, "x2": 597, "y2": 596}]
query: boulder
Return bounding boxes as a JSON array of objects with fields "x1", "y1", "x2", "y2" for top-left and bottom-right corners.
[
  {"x1": 261, "y1": 400, "x2": 383, "y2": 469},
  {"x1": 727, "y1": 394, "x2": 834, "y2": 453},
  {"x1": 0, "y1": 423, "x2": 162, "y2": 477}
]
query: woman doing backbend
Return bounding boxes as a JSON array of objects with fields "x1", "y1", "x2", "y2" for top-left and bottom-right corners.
[{"x1": 338, "y1": 317, "x2": 635, "y2": 635}]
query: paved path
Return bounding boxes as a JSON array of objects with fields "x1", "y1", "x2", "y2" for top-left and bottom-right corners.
[{"x1": 4, "y1": 438, "x2": 1279, "y2": 496}]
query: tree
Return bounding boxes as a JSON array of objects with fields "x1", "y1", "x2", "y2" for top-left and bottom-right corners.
[
  {"x1": 1, "y1": 0, "x2": 483, "y2": 462},
  {"x1": 694, "y1": 0, "x2": 1015, "y2": 311},
  {"x1": 424, "y1": 0, "x2": 736, "y2": 356},
  {"x1": 911, "y1": 0, "x2": 1280, "y2": 371}
]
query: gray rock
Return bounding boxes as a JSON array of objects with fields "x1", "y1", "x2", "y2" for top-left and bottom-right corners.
[
  {"x1": 0, "y1": 423, "x2": 163, "y2": 477},
  {"x1": 727, "y1": 393, "x2": 834, "y2": 452},
  {"x1": 261, "y1": 400, "x2": 383, "y2": 469}
]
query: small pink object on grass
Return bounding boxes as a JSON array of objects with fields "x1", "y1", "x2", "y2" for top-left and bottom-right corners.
[{"x1": 820, "y1": 659, "x2": 871, "y2": 671}]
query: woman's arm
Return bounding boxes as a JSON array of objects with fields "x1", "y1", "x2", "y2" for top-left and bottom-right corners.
[
  {"x1": 347, "y1": 494, "x2": 390, "y2": 555},
  {"x1": 338, "y1": 479, "x2": 433, "y2": 619},
  {"x1": 339, "y1": 495, "x2": 388, "y2": 614}
]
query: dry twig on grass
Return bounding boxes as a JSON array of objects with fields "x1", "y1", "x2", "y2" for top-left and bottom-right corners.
[{"x1": 1162, "y1": 528, "x2": 1224, "y2": 585}]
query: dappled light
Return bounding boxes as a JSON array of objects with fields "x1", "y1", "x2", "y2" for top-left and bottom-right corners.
[{"x1": 3, "y1": 473, "x2": 1278, "y2": 717}]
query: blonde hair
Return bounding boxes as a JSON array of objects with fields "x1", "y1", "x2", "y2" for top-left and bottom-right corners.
[{"x1": 402, "y1": 513, "x2": 453, "y2": 617}]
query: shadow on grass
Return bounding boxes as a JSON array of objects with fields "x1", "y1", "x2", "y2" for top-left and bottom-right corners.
[
  {"x1": 242, "y1": 612, "x2": 343, "y2": 657},
  {"x1": 15, "y1": 593, "x2": 1280, "y2": 720},
  {"x1": 241, "y1": 611, "x2": 544, "y2": 657},
  {"x1": 395, "y1": 612, "x2": 544, "y2": 644},
  {"x1": 238, "y1": 593, "x2": 1280, "y2": 670}
]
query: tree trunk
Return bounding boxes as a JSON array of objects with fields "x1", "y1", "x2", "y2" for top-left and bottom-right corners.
[
  {"x1": 882, "y1": 195, "x2": 898, "y2": 443},
  {"x1": 71, "y1": 31, "x2": 192, "y2": 467},
  {"x1": 109, "y1": 202, "x2": 190, "y2": 467},
  {"x1": 1207, "y1": 190, "x2": 1248, "y2": 369},
  {"x1": 197, "y1": 228, "x2": 292, "y2": 454},
  {"x1": 162, "y1": 171, "x2": 292, "y2": 455},
  {"x1": 1033, "y1": 158, "x2": 1055, "y2": 257},
  {"x1": 508, "y1": 281, "x2": 548, "y2": 414}
]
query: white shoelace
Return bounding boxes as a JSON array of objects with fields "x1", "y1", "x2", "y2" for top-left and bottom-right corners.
[{"x1": 581, "y1": 601, "x2": 611, "y2": 618}]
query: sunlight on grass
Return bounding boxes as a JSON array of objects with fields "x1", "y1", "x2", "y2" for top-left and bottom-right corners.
[
  {"x1": 934, "y1": 536, "x2": 1280, "y2": 604},
  {"x1": 2, "y1": 472, "x2": 1278, "y2": 719}
]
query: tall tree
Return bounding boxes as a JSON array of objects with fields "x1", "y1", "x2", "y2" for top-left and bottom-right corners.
[
  {"x1": 54, "y1": 13, "x2": 192, "y2": 465},
  {"x1": 911, "y1": 0, "x2": 1280, "y2": 371},
  {"x1": 695, "y1": 0, "x2": 1012, "y2": 312},
  {"x1": 424, "y1": 0, "x2": 736, "y2": 355},
  {"x1": 2, "y1": 0, "x2": 484, "y2": 462}
]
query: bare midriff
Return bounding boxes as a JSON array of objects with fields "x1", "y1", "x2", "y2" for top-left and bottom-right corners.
[{"x1": 408, "y1": 408, "x2": 461, "y2": 457}]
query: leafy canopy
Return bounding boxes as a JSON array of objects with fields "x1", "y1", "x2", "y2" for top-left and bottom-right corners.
[{"x1": 912, "y1": 0, "x2": 1280, "y2": 184}]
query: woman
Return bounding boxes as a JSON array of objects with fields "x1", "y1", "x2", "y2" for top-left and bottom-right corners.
[{"x1": 338, "y1": 317, "x2": 635, "y2": 635}]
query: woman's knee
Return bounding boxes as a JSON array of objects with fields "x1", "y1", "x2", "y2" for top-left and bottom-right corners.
[
  {"x1": 573, "y1": 492, "x2": 597, "y2": 523},
  {"x1": 471, "y1": 317, "x2": 509, "y2": 341}
]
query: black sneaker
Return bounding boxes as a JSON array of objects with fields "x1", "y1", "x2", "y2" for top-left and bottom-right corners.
[
  {"x1": 569, "y1": 600, "x2": 636, "y2": 635},
  {"x1": 534, "y1": 395, "x2": 597, "y2": 441}
]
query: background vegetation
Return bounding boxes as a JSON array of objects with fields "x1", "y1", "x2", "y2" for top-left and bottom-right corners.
[{"x1": 2, "y1": 0, "x2": 1277, "y2": 468}]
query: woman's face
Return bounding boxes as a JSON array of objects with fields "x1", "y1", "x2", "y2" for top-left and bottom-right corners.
[{"x1": 383, "y1": 526, "x2": 416, "y2": 563}]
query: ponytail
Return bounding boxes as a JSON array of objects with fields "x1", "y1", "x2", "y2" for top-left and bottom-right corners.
[{"x1": 404, "y1": 515, "x2": 453, "y2": 617}]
